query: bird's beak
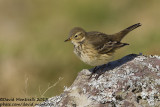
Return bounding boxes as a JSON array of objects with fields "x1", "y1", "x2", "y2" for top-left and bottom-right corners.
[{"x1": 64, "y1": 38, "x2": 71, "y2": 42}]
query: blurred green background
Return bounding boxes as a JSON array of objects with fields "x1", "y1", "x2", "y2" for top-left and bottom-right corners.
[{"x1": 0, "y1": 0, "x2": 160, "y2": 98}]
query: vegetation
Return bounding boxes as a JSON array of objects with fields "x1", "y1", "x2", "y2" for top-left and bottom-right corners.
[{"x1": 0, "y1": 0, "x2": 160, "y2": 98}]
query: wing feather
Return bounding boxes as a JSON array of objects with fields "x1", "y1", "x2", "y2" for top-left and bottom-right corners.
[
  {"x1": 85, "y1": 32, "x2": 129, "y2": 54},
  {"x1": 97, "y1": 41, "x2": 129, "y2": 54}
]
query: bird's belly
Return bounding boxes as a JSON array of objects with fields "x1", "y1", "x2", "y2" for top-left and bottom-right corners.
[
  {"x1": 81, "y1": 53, "x2": 112, "y2": 66},
  {"x1": 74, "y1": 47, "x2": 112, "y2": 66}
]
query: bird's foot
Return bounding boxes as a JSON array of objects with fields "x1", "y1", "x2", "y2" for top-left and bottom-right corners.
[
  {"x1": 95, "y1": 72, "x2": 104, "y2": 80},
  {"x1": 88, "y1": 64, "x2": 106, "y2": 80},
  {"x1": 88, "y1": 66, "x2": 98, "y2": 80}
]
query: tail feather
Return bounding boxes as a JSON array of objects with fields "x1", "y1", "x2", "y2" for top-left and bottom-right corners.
[
  {"x1": 126, "y1": 23, "x2": 141, "y2": 31},
  {"x1": 111, "y1": 23, "x2": 142, "y2": 42}
]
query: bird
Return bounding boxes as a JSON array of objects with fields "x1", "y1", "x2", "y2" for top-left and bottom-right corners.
[{"x1": 64, "y1": 23, "x2": 141, "y2": 79}]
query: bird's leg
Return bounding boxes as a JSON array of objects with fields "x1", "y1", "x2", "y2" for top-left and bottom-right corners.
[
  {"x1": 93, "y1": 66, "x2": 98, "y2": 73},
  {"x1": 95, "y1": 64, "x2": 106, "y2": 79},
  {"x1": 88, "y1": 66, "x2": 98, "y2": 80}
]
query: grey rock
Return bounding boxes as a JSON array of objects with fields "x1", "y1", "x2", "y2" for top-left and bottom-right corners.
[{"x1": 36, "y1": 54, "x2": 160, "y2": 107}]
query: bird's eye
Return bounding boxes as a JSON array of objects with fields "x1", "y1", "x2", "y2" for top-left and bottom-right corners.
[{"x1": 74, "y1": 35, "x2": 78, "y2": 38}]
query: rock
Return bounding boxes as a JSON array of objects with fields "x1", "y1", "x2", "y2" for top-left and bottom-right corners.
[{"x1": 36, "y1": 54, "x2": 160, "y2": 107}]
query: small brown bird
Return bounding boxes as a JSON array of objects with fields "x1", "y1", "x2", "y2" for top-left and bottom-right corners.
[{"x1": 65, "y1": 23, "x2": 141, "y2": 77}]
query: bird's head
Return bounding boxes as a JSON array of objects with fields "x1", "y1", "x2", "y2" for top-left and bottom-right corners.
[{"x1": 64, "y1": 27, "x2": 86, "y2": 46}]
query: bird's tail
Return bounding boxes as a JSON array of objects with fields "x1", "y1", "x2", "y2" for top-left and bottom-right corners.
[
  {"x1": 126, "y1": 23, "x2": 142, "y2": 31},
  {"x1": 111, "y1": 23, "x2": 142, "y2": 42}
]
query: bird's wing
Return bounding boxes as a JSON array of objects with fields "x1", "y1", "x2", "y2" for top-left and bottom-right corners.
[
  {"x1": 86, "y1": 31, "x2": 111, "y2": 46},
  {"x1": 96, "y1": 41, "x2": 129, "y2": 54},
  {"x1": 86, "y1": 32, "x2": 128, "y2": 54}
]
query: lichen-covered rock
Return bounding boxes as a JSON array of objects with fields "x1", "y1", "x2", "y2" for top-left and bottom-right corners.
[{"x1": 36, "y1": 54, "x2": 160, "y2": 107}]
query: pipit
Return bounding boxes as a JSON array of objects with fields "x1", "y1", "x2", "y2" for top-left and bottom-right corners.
[{"x1": 65, "y1": 23, "x2": 141, "y2": 78}]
